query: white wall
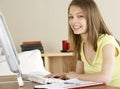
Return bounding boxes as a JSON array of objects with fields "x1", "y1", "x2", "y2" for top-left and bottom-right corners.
[
  {"x1": 95, "y1": 0, "x2": 120, "y2": 40},
  {"x1": 0, "y1": 0, "x2": 120, "y2": 52}
]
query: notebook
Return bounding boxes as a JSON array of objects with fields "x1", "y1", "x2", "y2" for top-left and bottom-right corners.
[{"x1": 34, "y1": 78, "x2": 104, "y2": 89}]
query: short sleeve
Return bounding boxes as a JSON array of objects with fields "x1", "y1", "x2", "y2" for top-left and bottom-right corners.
[{"x1": 98, "y1": 34, "x2": 120, "y2": 56}]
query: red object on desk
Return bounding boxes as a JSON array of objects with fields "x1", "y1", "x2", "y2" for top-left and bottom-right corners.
[{"x1": 62, "y1": 40, "x2": 70, "y2": 52}]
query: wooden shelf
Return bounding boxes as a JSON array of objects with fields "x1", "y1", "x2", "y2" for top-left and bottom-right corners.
[{"x1": 41, "y1": 52, "x2": 76, "y2": 73}]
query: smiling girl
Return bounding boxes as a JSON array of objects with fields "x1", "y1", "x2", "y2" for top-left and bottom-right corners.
[{"x1": 45, "y1": 0, "x2": 120, "y2": 87}]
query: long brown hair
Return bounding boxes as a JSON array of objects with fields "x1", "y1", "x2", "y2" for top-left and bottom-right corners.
[{"x1": 68, "y1": 0, "x2": 120, "y2": 60}]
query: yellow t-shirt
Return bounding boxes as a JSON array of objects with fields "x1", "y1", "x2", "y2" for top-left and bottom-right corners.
[{"x1": 80, "y1": 34, "x2": 120, "y2": 87}]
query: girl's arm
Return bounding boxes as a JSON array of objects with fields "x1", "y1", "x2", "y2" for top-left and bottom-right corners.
[
  {"x1": 67, "y1": 44, "x2": 116, "y2": 84},
  {"x1": 76, "y1": 60, "x2": 84, "y2": 74}
]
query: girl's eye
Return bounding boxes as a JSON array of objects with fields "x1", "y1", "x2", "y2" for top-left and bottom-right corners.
[
  {"x1": 78, "y1": 15, "x2": 84, "y2": 18},
  {"x1": 68, "y1": 16, "x2": 73, "y2": 20}
]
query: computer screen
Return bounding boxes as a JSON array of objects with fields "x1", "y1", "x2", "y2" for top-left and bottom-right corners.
[{"x1": 0, "y1": 12, "x2": 24, "y2": 86}]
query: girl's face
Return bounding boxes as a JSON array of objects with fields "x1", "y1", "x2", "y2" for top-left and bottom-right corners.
[{"x1": 68, "y1": 5, "x2": 87, "y2": 35}]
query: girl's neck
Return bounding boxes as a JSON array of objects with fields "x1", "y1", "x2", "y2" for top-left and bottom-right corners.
[
  {"x1": 81, "y1": 32, "x2": 88, "y2": 41},
  {"x1": 81, "y1": 34, "x2": 92, "y2": 49}
]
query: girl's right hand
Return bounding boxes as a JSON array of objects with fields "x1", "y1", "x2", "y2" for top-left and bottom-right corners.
[{"x1": 44, "y1": 73, "x2": 68, "y2": 80}]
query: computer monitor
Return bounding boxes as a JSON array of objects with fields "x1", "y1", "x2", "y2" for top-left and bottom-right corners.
[{"x1": 0, "y1": 12, "x2": 24, "y2": 86}]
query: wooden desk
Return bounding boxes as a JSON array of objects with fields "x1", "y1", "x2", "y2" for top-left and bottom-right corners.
[
  {"x1": 0, "y1": 75, "x2": 37, "y2": 89},
  {"x1": 0, "y1": 75, "x2": 119, "y2": 89}
]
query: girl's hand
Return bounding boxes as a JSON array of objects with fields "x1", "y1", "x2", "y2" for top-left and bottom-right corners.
[
  {"x1": 66, "y1": 72, "x2": 78, "y2": 79},
  {"x1": 44, "y1": 73, "x2": 67, "y2": 80}
]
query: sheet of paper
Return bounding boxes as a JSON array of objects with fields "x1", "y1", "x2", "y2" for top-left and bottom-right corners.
[{"x1": 34, "y1": 78, "x2": 103, "y2": 89}]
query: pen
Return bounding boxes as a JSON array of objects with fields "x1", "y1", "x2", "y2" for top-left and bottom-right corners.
[
  {"x1": 64, "y1": 82, "x2": 80, "y2": 85},
  {"x1": 34, "y1": 88, "x2": 48, "y2": 89}
]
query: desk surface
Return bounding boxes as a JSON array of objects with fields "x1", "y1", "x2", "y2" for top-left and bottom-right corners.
[
  {"x1": 41, "y1": 52, "x2": 73, "y2": 57},
  {"x1": 0, "y1": 75, "x2": 119, "y2": 89}
]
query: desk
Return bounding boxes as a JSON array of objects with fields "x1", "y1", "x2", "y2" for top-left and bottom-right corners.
[
  {"x1": 0, "y1": 75, "x2": 119, "y2": 89},
  {"x1": 0, "y1": 75, "x2": 37, "y2": 89}
]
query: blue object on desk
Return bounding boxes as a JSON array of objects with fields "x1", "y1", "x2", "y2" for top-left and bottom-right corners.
[
  {"x1": 64, "y1": 82, "x2": 80, "y2": 85},
  {"x1": 34, "y1": 88, "x2": 48, "y2": 89}
]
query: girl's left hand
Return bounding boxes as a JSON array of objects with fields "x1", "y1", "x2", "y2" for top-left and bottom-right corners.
[{"x1": 66, "y1": 72, "x2": 78, "y2": 79}]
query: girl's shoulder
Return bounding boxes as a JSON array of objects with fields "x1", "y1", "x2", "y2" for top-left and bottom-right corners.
[{"x1": 98, "y1": 34, "x2": 119, "y2": 47}]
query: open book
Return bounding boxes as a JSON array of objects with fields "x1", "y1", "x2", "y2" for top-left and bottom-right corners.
[{"x1": 34, "y1": 78, "x2": 104, "y2": 89}]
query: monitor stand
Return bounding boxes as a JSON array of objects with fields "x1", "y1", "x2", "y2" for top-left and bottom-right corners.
[{"x1": 16, "y1": 72, "x2": 24, "y2": 87}]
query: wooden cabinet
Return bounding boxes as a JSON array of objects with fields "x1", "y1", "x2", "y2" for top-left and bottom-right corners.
[{"x1": 41, "y1": 52, "x2": 76, "y2": 73}]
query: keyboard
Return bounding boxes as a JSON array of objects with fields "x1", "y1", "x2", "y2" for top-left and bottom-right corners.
[{"x1": 26, "y1": 73, "x2": 64, "y2": 84}]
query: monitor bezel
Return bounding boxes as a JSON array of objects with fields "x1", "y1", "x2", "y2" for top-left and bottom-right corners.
[{"x1": 0, "y1": 12, "x2": 24, "y2": 86}]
